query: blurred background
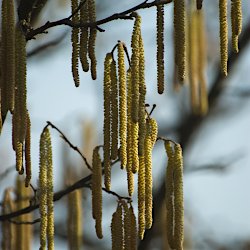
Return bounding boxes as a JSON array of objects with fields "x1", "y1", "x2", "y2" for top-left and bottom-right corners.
[{"x1": 0, "y1": 0, "x2": 250, "y2": 249}]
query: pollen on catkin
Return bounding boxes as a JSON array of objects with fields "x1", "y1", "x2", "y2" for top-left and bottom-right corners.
[
  {"x1": 111, "y1": 203, "x2": 124, "y2": 250},
  {"x1": 25, "y1": 111, "x2": 31, "y2": 187},
  {"x1": 173, "y1": 143, "x2": 184, "y2": 250},
  {"x1": 219, "y1": 0, "x2": 228, "y2": 76},
  {"x1": 138, "y1": 155, "x2": 146, "y2": 240},
  {"x1": 88, "y1": 0, "x2": 97, "y2": 80},
  {"x1": 80, "y1": 0, "x2": 89, "y2": 72},
  {"x1": 138, "y1": 33, "x2": 146, "y2": 156},
  {"x1": 149, "y1": 118, "x2": 158, "y2": 145},
  {"x1": 231, "y1": 0, "x2": 242, "y2": 53},
  {"x1": 16, "y1": 141, "x2": 23, "y2": 174},
  {"x1": 131, "y1": 13, "x2": 141, "y2": 123},
  {"x1": 103, "y1": 53, "x2": 112, "y2": 190},
  {"x1": 144, "y1": 120, "x2": 153, "y2": 230},
  {"x1": 15, "y1": 25, "x2": 27, "y2": 143},
  {"x1": 92, "y1": 146, "x2": 103, "y2": 239},
  {"x1": 156, "y1": 4, "x2": 165, "y2": 94},
  {"x1": 110, "y1": 59, "x2": 119, "y2": 160},
  {"x1": 118, "y1": 42, "x2": 127, "y2": 169},
  {"x1": 131, "y1": 121, "x2": 139, "y2": 174},
  {"x1": 71, "y1": 0, "x2": 80, "y2": 87},
  {"x1": 174, "y1": 0, "x2": 186, "y2": 81},
  {"x1": 164, "y1": 141, "x2": 175, "y2": 249}
]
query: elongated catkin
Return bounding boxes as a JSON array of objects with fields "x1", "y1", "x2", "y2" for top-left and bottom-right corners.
[
  {"x1": 173, "y1": 143, "x2": 184, "y2": 250},
  {"x1": 88, "y1": 0, "x2": 97, "y2": 80},
  {"x1": 118, "y1": 42, "x2": 127, "y2": 169},
  {"x1": 164, "y1": 141, "x2": 175, "y2": 249},
  {"x1": 80, "y1": 0, "x2": 89, "y2": 72},
  {"x1": 131, "y1": 14, "x2": 141, "y2": 123},
  {"x1": 110, "y1": 59, "x2": 119, "y2": 160},
  {"x1": 122, "y1": 201, "x2": 131, "y2": 250},
  {"x1": 92, "y1": 146, "x2": 103, "y2": 239},
  {"x1": 103, "y1": 53, "x2": 112, "y2": 190},
  {"x1": 219, "y1": 0, "x2": 228, "y2": 76},
  {"x1": 25, "y1": 111, "x2": 31, "y2": 187},
  {"x1": 71, "y1": 0, "x2": 80, "y2": 87},
  {"x1": 156, "y1": 4, "x2": 165, "y2": 94}
]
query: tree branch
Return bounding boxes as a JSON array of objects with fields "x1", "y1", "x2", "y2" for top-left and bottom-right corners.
[{"x1": 26, "y1": 0, "x2": 172, "y2": 40}]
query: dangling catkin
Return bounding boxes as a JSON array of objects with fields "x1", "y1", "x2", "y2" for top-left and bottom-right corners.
[
  {"x1": 16, "y1": 142, "x2": 23, "y2": 174},
  {"x1": 231, "y1": 0, "x2": 242, "y2": 53},
  {"x1": 25, "y1": 111, "x2": 31, "y2": 187},
  {"x1": 92, "y1": 146, "x2": 103, "y2": 239},
  {"x1": 126, "y1": 69, "x2": 134, "y2": 196},
  {"x1": 39, "y1": 129, "x2": 48, "y2": 250},
  {"x1": 122, "y1": 201, "x2": 131, "y2": 250},
  {"x1": 88, "y1": 0, "x2": 97, "y2": 80},
  {"x1": 129, "y1": 205, "x2": 137, "y2": 250},
  {"x1": 156, "y1": 4, "x2": 165, "y2": 94},
  {"x1": 164, "y1": 141, "x2": 175, "y2": 249},
  {"x1": 173, "y1": 143, "x2": 184, "y2": 250},
  {"x1": 118, "y1": 42, "x2": 127, "y2": 169},
  {"x1": 138, "y1": 33, "x2": 146, "y2": 156},
  {"x1": 174, "y1": 0, "x2": 186, "y2": 81},
  {"x1": 197, "y1": 10, "x2": 208, "y2": 115},
  {"x1": 138, "y1": 155, "x2": 146, "y2": 240},
  {"x1": 103, "y1": 53, "x2": 112, "y2": 190},
  {"x1": 131, "y1": 121, "x2": 139, "y2": 174},
  {"x1": 131, "y1": 13, "x2": 141, "y2": 123},
  {"x1": 45, "y1": 129, "x2": 54, "y2": 250},
  {"x1": 149, "y1": 118, "x2": 158, "y2": 145},
  {"x1": 219, "y1": 0, "x2": 228, "y2": 76},
  {"x1": 144, "y1": 120, "x2": 153, "y2": 229},
  {"x1": 110, "y1": 59, "x2": 119, "y2": 160},
  {"x1": 71, "y1": 0, "x2": 80, "y2": 87},
  {"x1": 111, "y1": 203, "x2": 124, "y2": 250},
  {"x1": 80, "y1": 0, "x2": 89, "y2": 72},
  {"x1": 15, "y1": 25, "x2": 27, "y2": 143}
]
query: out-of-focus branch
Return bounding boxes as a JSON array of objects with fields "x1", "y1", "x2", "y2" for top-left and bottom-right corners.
[{"x1": 138, "y1": 21, "x2": 250, "y2": 250}]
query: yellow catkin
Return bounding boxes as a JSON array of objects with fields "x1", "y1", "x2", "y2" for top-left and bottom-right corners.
[
  {"x1": 197, "y1": 9, "x2": 208, "y2": 115},
  {"x1": 16, "y1": 141, "x2": 23, "y2": 174},
  {"x1": 173, "y1": 143, "x2": 184, "y2": 250},
  {"x1": 138, "y1": 155, "x2": 145, "y2": 240},
  {"x1": 110, "y1": 59, "x2": 119, "y2": 160},
  {"x1": 80, "y1": 0, "x2": 89, "y2": 72},
  {"x1": 126, "y1": 69, "x2": 134, "y2": 196},
  {"x1": 103, "y1": 53, "x2": 112, "y2": 190},
  {"x1": 164, "y1": 141, "x2": 175, "y2": 249},
  {"x1": 45, "y1": 129, "x2": 54, "y2": 250},
  {"x1": 68, "y1": 190, "x2": 82, "y2": 250},
  {"x1": 1, "y1": 189, "x2": 15, "y2": 250},
  {"x1": 156, "y1": 4, "x2": 165, "y2": 94},
  {"x1": 71, "y1": 0, "x2": 80, "y2": 87},
  {"x1": 25, "y1": 111, "x2": 32, "y2": 187},
  {"x1": 188, "y1": 7, "x2": 199, "y2": 113},
  {"x1": 174, "y1": 0, "x2": 186, "y2": 81},
  {"x1": 144, "y1": 120, "x2": 153, "y2": 229},
  {"x1": 118, "y1": 42, "x2": 127, "y2": 169},
  {"x1": 231, "y1": 0, "x2": 242, "y2": 53},
  {"x1": 39, "y1": 128, "x2": 48, "y2": 250},
  {"x1": 219, "y1": 0, "x2": 228, "y2": 76},
  {"x1": 131, "y1": 14, "x2": 141, "y2": 123},
  {"x1": 88, "y1": 0, "x2": 97, "y2": 80},
  {"x1": 92, "y1": 146, "x2": 103, "y2": 239},
  {"x1": 138, "y1": 33, "x2": 146, "y2": 156},
  {"x1": 111, "y1": 203, "x2": 124, "y2": 250},
  {"x1": 149, "y1": 118, "x2": 158, "y2": 145},
  {"x1": 1, "y1": 0, "x2": 15, "y2": 114},
  {"x1": 131, "y1": 121, "x2": 139, "y2": 174},
  {"x1": 15, "y1": 25, "x2": 27, "y2": 143}
]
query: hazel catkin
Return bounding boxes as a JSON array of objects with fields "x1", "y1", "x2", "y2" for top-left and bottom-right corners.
[{"x1": 25, "y1": 111, "x2": 32, "y2": 187}]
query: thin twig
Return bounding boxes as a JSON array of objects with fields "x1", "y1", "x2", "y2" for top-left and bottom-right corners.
[
  {"x1": 26, "y1": 0, "x2": 172, "y2": 40},
  {"x1": 9, "y1": 218, "x2": 41, "y2": 225}
]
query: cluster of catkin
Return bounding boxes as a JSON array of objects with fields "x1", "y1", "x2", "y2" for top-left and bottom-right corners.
[
  {"x1": 187, "y1": 4, "x2": 208, "y2": 115},
  {"x1": 0, "y1": 0, "x2": 31, "y2": 186},
  {"x1": 111, "y1": 201, "x2": 137, "y2": 250},
  {"x1": 71, "y1": 0, "x2": 97, "y2": 86},
  {"x1": 39, "y1": 128, "x2": 54, "y2": 250},
  {"x1": 219, "y1": 0, "x2": 242, "y2": 75},
  {"x1": 165, "y1": 141, "x2": 184, "y2": 250},
  {"x1": 1, "y1": 177, "x2": 33, "y2": 250}
]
